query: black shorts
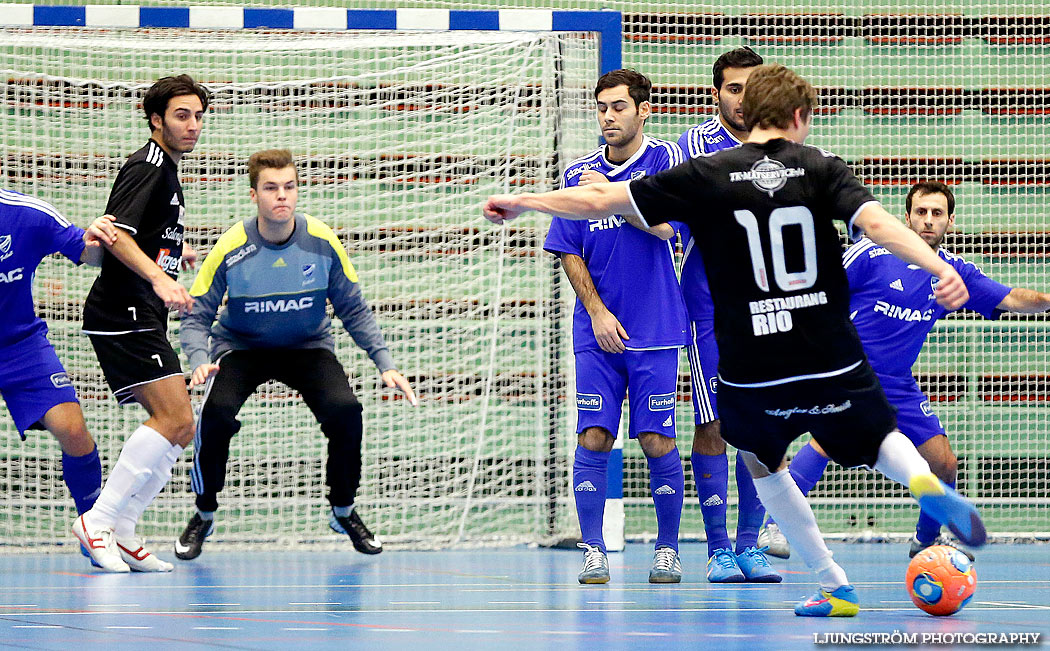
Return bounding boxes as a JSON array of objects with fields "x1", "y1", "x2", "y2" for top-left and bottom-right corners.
[
  {"x1": 718, "y1": 362, "x2": 897, "y2": 473},
  {"x1": 87, "y1": 330, "x2": 183, "y2": 405}
]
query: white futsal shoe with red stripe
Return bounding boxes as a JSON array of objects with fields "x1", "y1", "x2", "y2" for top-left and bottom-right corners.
[
  {"x1": 116, "y1": 536, "x2": 174, "y2": 572},
  {"x1": 72, "y1": 514, "x2": 130, "y2": 573}
]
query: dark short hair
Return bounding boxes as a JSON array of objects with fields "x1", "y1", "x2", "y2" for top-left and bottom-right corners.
[
  {"x1": 741, "y1": 64, "x2": 817, "y2": 131},
  {"x1": 906, "y1": 181, "x2": 956, "y2": 215},
  {"x1": 594, "y1": 68, "x2": 652, "y2": 107},
  {"x1": 713, "y1": 46, "x2": 764, "y2": 90},
  {"x1": 142, "y1": 74, "x2": 211, "y2": 129},
  {"x1": 248, "y1": 149, "x2": 298, "y2": 189}
]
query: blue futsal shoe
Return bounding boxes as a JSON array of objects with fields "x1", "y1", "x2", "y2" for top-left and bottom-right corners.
[
  {"x1": 706, "y1": 547, "x2": 745, "y2": 583},
  {"x1": 794, "y1": 585, "x2": 860, "y2": 617},
  {"x1": 909, "y1": 473, "x2": 986, "y2": 549},
  {"x1": 80, "y1": 544, "x2": 102, "y2": 568},
  {"x1": 736, "y1": 546, "x2": 782, "y2": 583}
]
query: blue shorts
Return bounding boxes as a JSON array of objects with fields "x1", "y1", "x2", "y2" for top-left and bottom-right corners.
[
  {"x1": 687, "y1": 320, "x2": 719, "y2": 425},
  {"x1": 574, "y1": 347, "x2": 679, "y2": 439},
  {"x1": 879, "y1": 375, "x2": 945, "y2": 447},
  {"x1": 0, "y1": 334, "x2": 78, "y2": 437}
]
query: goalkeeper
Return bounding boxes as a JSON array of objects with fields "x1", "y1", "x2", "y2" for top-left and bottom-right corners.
[{"x1": 176, "y1": 149, "x2": 416, "y2": 560}]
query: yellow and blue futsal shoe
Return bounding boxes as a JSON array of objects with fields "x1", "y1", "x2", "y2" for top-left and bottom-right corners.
[
  {"x1": 909, "y1": 473, "x2": 986, "y2": 549},
  {"x1": 794, "y1": 585, "x2": 860, "y2": 617}
]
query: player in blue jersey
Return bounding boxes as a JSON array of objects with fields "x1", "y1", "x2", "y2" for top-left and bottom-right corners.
[
  {"x1": 0, "y1": 190, "x2": 118, "y2": 550},
  {"x1": 776, "y1": 180, "x2": 1050, "y2": 560},
  {"x1": 542, "y1": 69, "x2": 689, "y2": 584},
  {"x1": 175, "y1": 149, "x2": 416, "y2": 560},
  {"x1": 677, "y1": 47, "x2": 781, "y2": 582}
]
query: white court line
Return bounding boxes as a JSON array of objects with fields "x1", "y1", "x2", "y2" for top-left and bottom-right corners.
[
  {"x1": 190, "y1": 603, "x2": 241, "y2": 606},
  {"x1": 979, "y1": 601, "x2": 1050, "y2": 610},
  {"x1": 193, "y1": 627, "x2": 241, "y2": 630},
  {"x1": 1, "y1": 604, "x2": 38, "y2": 607},
  {"x1": 88, "y1": 604, "x2": 140, "y2": 607},
  {"x1": 288, "y1": 602, "x2": 340, "y2": 605},
  {"x1": 13, "y1": 625, "x2": 60, "y2": 628}
]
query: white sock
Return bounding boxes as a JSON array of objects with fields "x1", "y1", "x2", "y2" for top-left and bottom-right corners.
[
  {"x1": 873, "y1": 430, "x2": 932, "y2": 487},
  {"x1": 87, "y1": 425, "x2": 171, "y2": 529},
  {"x1": 753, "y1": 470, "x2": 849, "y2": 591},
  {"x1": 115, "y1": 444, "x2": 184, "y2": 539}
]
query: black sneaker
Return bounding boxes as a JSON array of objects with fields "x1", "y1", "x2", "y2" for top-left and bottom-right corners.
[
  {"x1": 329, "y1": 508, "x2": 382, "y2": 555},
  {"x1": 174, "y1": 513, "x2": 213, "y2": 560},
  {"x1": 909, "y1": 534, "x2": 976, "y2": 562}
]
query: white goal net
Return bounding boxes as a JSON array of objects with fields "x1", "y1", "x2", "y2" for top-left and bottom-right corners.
[{"x1": 0, "y1": 26, "x2": 597, "y2": 549}]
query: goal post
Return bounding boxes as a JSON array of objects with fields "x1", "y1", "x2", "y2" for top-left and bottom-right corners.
[{"x1": 0, "y1": 6, "x2": 622, "y2": 550}]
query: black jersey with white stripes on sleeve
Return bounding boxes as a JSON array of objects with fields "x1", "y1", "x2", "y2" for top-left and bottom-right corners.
[
  {"x1": 626, "y1": 138, "x2": 878, "y2": 387},
  {"x1": 83, "y1": 139, "x2": 186, "y2": 334}
]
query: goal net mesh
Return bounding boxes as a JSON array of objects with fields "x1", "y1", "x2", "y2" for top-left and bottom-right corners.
[{"x1": 0, "y1": 27, "x2": 596, "y2": 549}]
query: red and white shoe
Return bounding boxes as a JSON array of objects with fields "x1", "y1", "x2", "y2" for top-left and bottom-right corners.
[
  {"x1": 72, "y1": 514, "x2": 130, "y2": 573},
  {"x1": 116, "y1": 536, "x2": 174, "y2": 572}
]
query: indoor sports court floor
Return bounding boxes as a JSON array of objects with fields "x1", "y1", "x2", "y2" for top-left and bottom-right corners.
[{"x1": 0, "y1": 543, "x2": 1046, "y2": 650}]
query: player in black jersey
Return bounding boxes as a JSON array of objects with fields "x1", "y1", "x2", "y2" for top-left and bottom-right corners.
[
  {"x1": 484, "y1": 64, "x2": 987, "y2": 617},
  {"x1": 74, "y1": 75, "x2": 210, "y2": 573}
]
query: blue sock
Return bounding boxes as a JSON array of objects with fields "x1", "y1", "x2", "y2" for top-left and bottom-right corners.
[
  {"x1": 694, "y1": 452, "x2": 731, "y2": 556},
  {"x1": 734, "y1": 453, "x2": 764, "y2": 553},
  {"x1": 916, "y1": 479, "x2": 954, "y2": 543},
  {"x1": 789, "y1": 443, "x2": 831, "y2": 497},
  {"x1": 573, "y1": 446, "x2": 609, "y2": 553},
  {"x1": 767, "y1": 444, "x2": 830, "y2": 526},
  {"x1": 647, "y1": 447, "x2": 684, "y2": 552},
  {"x1": 62, "y1": 446, "x2": 102, "y2": 515}
]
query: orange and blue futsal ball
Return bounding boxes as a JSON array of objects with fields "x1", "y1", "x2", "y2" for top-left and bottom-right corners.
[{"x1": 905, "y1": 544, "x2": 977, "y2": 616}]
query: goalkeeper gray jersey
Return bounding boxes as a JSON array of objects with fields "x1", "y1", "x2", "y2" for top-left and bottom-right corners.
[{"x1": 179, "y1": 213, "x2": 395, "y2": 373}]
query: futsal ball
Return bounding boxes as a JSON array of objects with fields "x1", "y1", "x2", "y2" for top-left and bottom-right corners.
[{"x1": 905, "y1": 545, "x2": 976, "y2": 616}]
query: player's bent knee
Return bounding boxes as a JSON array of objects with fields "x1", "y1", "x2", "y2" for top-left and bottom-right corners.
[
  {"x1": 691, "y1": 420, "x2": 726, "y2": 455},
  {"x1": 639, "y1": 432, "x2": 676, "y2": 458},
  {"x1": 579, "y1": 428, "x2": 614, "y2": 452}
]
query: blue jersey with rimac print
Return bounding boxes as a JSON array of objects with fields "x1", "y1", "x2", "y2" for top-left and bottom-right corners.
[
  {"x1": 676, "y1": 116, "x2": 743, "y2": 322},
  {"x1": 543, "y1": 136, "x2": 689, "y2": 353},
  {"x1": 0, "y1": 189, "x2": 85, "y2": 349},
  {"x1": 844, "y1": 237, "x2": 1011, "y2": 380}
]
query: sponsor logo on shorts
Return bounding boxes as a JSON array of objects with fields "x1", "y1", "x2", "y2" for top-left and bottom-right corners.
[
  {"x1": 920, "y1": 399, "x2": 934, "y2": 417},
  {"x1": 577, "y1": 393, "x2": 602, "y2": 411},
  {"x1": 764, "y1": 400, "x2": 852, "y2": 420},
  {"x1": 661, "y1": 414, "x2": 673, "y2": 428},
  {"x1": 708, "y1": 377, "x2": 719, "y2": 394},
  {"x1": 648, "y1": 392, "x2": 675, "y2": 411},
  {"x1": 50, "y1": 372, "x2": 72, "y2": 389}
]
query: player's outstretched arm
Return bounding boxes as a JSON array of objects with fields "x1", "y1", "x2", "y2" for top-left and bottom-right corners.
[
  {"x1": 102, "y1": 228, "x2": 194, "y2": 315},
  {"x1": 561, "y1": 253, "x2": 629, "y2": 353},
  {"x1": 483, "y1": 182, "x2": 645, "y2": 230},
  {"x1": 853, "y1": 203, "x2": 969, "y2": 310},
  {"x1": 576, "y1": 170, "x2": 674, "y2": 240},
  {"x1": 80, "y1": 214, "x2": 119, "y2": 266},
  {"x1": 997, "y1": 288, "x2": 1050, "y2": 313}
]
